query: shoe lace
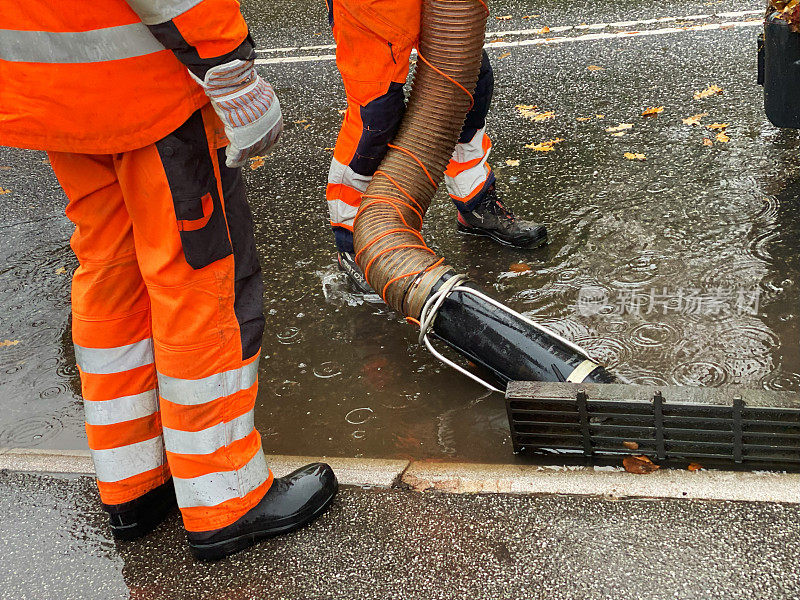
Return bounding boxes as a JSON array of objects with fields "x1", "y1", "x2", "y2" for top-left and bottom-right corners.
[{"x1": 484, "y1": 187, "x2": 515, "y2": 222}]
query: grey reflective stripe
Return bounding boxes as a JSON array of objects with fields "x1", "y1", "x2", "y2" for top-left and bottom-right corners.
[
  {"x1": 91, "y1": 436, "x2": 165, "y2": 482},
  {"x1": 157, "y1": 358, "x2": 259, "y2": 406},
  {"x1": 0, "y1": 24, "x2": 165, "y2": 64},
  {"x1": 74, "y1": 338, "x2": 154, "y2": 375},
  {"x1": 163, "y1": 410, "x2": 255, "y2": 455},
  {"x1": 173, "y1": 450, "x2": 268, "y2": 508},
  {"x1": 83, "y1": 390, "x2": 159, "y2": 426},
  {"x1": 125, "y1": 0, "x2": 205, "y2": 25}
]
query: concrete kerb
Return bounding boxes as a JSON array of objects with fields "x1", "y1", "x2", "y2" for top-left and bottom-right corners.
[{"x1": 1, "y1": 447, "x2": 797, "y2": 504}]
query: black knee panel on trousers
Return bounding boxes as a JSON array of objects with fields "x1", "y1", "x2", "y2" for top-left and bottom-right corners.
[{"x1": 460, "y1": 50, "x2": 494, "y2": 143}]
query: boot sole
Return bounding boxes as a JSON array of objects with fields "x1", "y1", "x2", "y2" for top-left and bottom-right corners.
[
  {"x1": 189, "y1": 489, "x2": 338, "y2": 561},
  {"x1": 457, "y1": 223, "x2": 549, "y2": 249}
]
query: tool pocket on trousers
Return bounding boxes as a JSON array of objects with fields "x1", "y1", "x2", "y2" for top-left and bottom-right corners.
[
  {"x1": 156, "y1": 110, "x2": 233, "y2": 270},
  {"x1": 172, "y1": 185, "x2": 233, "y2": 270}
]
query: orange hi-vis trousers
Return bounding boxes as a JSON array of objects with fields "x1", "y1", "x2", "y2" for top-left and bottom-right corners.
[
  {"x1": 49, "y1": 105, "x2": 272, "y2": 532},
  {"x1": 325, "y1": 0, "x2": 495, "y2": 253}
]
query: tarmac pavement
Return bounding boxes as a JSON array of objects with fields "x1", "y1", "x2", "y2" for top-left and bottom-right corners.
[{"x1": 1, "y1": 469, "x2": 798, "y2": 600}]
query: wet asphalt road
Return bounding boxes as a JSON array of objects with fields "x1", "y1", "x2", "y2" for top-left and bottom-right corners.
[
  {"x1": 1, "y1": 0, "x2": 799, "y2": 462},
  {"x1": 0, "y1": 470, "x2": 798, "y2": 600}
]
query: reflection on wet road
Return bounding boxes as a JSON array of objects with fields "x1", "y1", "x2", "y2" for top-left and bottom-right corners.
[{"x1": 0, "y1": 0, "x2": 797, "y2": 462}]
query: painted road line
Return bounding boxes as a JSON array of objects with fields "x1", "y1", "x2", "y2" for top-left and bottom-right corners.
[
  {"x1": 254, "y1": 10, "x2": 762, "y2": 55},
  {"x1": 255, "y1": 18, "x2": 761, "y2": 66},
  {"x1": 2, "y1": 447, "x2": 797, "y2": 503}
]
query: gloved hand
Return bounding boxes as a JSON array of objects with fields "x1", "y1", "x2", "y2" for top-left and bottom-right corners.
[{"x1": 196, "y1": 59, "x2": 283, "y2": 168}]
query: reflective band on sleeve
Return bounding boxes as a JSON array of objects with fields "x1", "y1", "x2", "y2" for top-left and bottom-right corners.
[
  {"x1": 124, "y1": 0, "x2": 205, "y2": 25},
  {"x1": 163, "y1": 410, "x2": 255, "y2": 455},
  {"x1": 83, "y1": 389, "x2": 159, "y2": 426},
  {"x1": 74, "y1": 338, "x2": 154, "y2": 375},
  {"x1": 566, "y1": 359, "x2": 600, "y2": 383},
  {"x1": 0, "y1": 24, "x2": 165, "y2": 64},
  {"x1": 91, "y1": 435, "x2": 165, "y2": 482},
  {"x1": 173, "y1": 449, "x2": 267, "y2": 508},
  {"x1": 157, "y1": 358, "x2": 259, "y2": 406}
]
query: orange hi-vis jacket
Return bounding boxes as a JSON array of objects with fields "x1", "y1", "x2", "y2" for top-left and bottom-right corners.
[{"x1": 0, "y1": 0, "x2": 250, "y2": 154}]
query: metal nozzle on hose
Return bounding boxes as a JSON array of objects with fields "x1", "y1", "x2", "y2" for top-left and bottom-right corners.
[{"x1": 353, "y1": 0, "x2": 616, "y2": 389}]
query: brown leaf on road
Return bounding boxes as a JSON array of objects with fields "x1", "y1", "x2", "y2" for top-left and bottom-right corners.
[
  {"x1": 641, "y1": 106, "x2": 664, "y2": 117},
  {"x1": 0, "y1": 166, "x2": 10, "y2": 170},
  {"x1": 624, "y1": 152, "x2": 646, "y2": 161},
  {"x1": 499, "y1": 52, "x2": 512, "y2": 59},
  {"x1": 587, "y1": 65, "x2": 604, "y2": 71},
  {"x1": 606, "y1": 123, "x2": 633, "y2": 133},
  {"x1": 702, "y1": 137, "x2": 714, "y2": 146},
  {"x1": 524, "y1": 138, "x2": 564, "y2": 152},
  {"x1": 693, "y1": 84, "x2": 723, "y2": 100},
  {"x1": 508, "y1": 262, "x2": 531, "y2": 273},
  {"x1": 687, "y1": 463, "x2": 704, "y2": 471},
  {"x1": 682, "y1": 112, "x2": 708, "y2": 126},
  {"x1": 622, "y1": 441, "x2": 639, "y2": 450},
  {"x1": 249, "y1": 156, "x2": 266, "y2": 170},
  {"x1": 623, "y1": 455, "x2": 660, "y2": 474}
]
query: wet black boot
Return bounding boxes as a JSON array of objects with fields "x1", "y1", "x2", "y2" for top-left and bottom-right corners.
[
  {"x1": 456, "y1": 184, "x2": 549, "y2": 249},
  {"x1": 338, "y1": 251, "x2": 382, "y2": 301},
  {"x1": 103, "y1": 478, "x2": 177, "y2": 541},
  {"x1": 187, "y1": 463, "x2": 338, "y2": 561}
]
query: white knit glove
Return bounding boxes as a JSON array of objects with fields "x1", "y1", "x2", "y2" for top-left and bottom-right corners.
[{"x1": 195, "y1": 59, "x2": 283, "y2": 168}]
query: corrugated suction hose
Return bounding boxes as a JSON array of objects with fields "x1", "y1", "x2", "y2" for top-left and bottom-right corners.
[
  {"x1": 353, "y1": 0, "x2": 618, "y2": 387},
  {"x1": 353, "y1": 0, "x2": 488, "y2": 319}
]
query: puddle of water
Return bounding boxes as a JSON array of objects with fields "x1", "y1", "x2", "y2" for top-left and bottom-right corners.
[{"x1": 0, "y1": 15, "x2": 797, "y2": 463}]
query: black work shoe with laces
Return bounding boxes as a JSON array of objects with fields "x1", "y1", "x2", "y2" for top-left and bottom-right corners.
[
  {"x1": 187, "y1": 463, "x2": 338, "y2": 561},
  {"x1": 456, "y1": 184, "x2": 549, "y2": 249},
  {"x1": 337, "y1": 251, "x2": 382, "y2": 302},
  {"x1": 103, "y1": 478, "x2": 177, "y2": 541}
]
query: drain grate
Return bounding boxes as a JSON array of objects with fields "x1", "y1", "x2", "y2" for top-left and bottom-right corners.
[{"x1": 505, "y1": 381, "x2": 800, "y2": 471}]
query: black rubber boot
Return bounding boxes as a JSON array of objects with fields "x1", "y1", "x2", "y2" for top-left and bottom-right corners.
[
  {"x1": 187, "y1": 463, "x2": 338, "y2": 561},
  {"x1": 103, "y1": 478, "x2": 177, "y2": 541},
  {"x1": 456, "y1": 184, "x2": 549, "y2": 249},
  {"x1": 337, "y1": 251, "x2": 382, "y2": 302}
]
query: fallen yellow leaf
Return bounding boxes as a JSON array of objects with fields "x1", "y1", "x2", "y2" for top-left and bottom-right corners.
[
  {"x1": 623, "y1": 152, "x2": 646, "y2": 161},
  {"x1": 0, "y1": 188, "x2": 11, "y2": 195},
  {"x1": 249, "y1": 156, "x2": 266, "y2": 170},
  {"x1": 682, "y1": 112, "x2": 708, "y2": 126},
  {"x1": 538, "y1": 26, "x2": 551, "y2": 34},
  {"x1": 498, "y1": 52, "x2": 511, "y2": 59},
  {"x1": 516, "y1": 105, "x2": 555, "y2": 121},
  {"x1": 641, "y1": 106, "x2": 664, "y2": 117},
  {"x1": 55, "y1": 267, "x2": 67, "y2": 275},
  {"x1": 693, "y1": 84, "x2": 723, "y2": 99},
  {"x1": 505, "y1": 159, "x2": 520, "y2": 166},
  {"x1": 293, "y1": 119, "x2": 307, "y2": 124},
  {"x1": 596, "y1": 114, "x2": 605, "y2": 119},
  {"x1": 576, "y1": 117, "x2": 592, "y2": 122},
  {"x1": 606, "y1": 123, "x2": 633, "y2": 133},
  {"x1": 522, "y1": 14, "x2": 541, "y2": 19},
  {"x1": 587, "y1": 65, "x2": 604, "y2": 71},
  {"x1": 716, "y1": 131, "x2": 730, "y2": 143},
  {"x1": 495, "y1": 14, "x2": 512, "y2": 20},
  {"x1": 0, "y1": 166, "x2": 10, "y2": 170},
  {"x1": 611, "y1": 132, "x2": 626, "y2": 137},
  {"x1": 702, "y1": 137, "x2": 714, "y2": 146},
  {"x1": 706, "y1": 122, "x2": 729, "y2": 130},
  {"x1": 0, "y1": 340, "x2": 20, "y2": 347},
  {"x1": 524, "y1": 138, "x2": 564, "y2": 152}
]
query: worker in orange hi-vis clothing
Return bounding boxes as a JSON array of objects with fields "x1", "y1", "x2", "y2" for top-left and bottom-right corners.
[
  {"x1": 0, "y1": 0, "x2": 337, "y2": 561},
  {"x1": 324, "y1": 0, "x2": 550, "y2": 295}
]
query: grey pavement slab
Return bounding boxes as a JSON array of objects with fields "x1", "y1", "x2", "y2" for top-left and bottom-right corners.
[{"x1": 0, "y1": 470, "x2": 797, "y2": 600}]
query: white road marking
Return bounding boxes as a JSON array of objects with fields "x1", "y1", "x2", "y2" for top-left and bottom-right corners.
[
  {"x1": 255, "y1": 15, "x2": 762, "y2": 66},
  {"x1": 254, "y1": 9, "x2": 761, "y2": 58}
]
